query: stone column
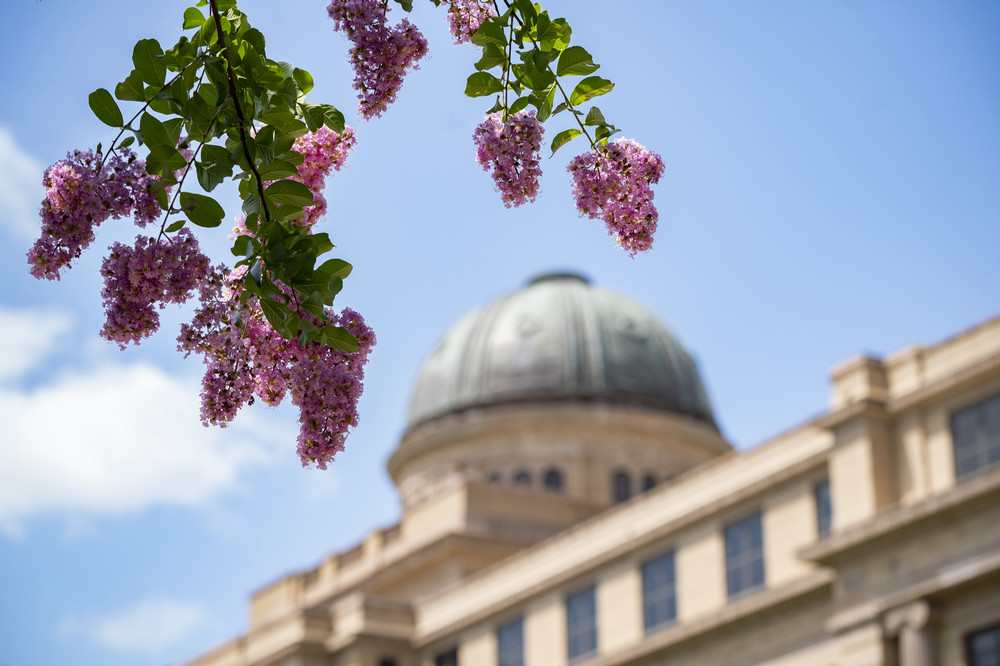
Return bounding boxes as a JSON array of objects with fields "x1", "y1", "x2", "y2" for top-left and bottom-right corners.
[{"x1": 885, "y1": 600, "x2": 936, "y2": 666}]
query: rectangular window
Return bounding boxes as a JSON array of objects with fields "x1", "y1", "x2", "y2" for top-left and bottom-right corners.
[
  {"x1": 642, "y1": 551, "x2": 677, "y2": 632},
  {"x1": 814, "y1": 480, "x2": 832, "y2": 537},
  {"x1": 434, "y1": 648, "x2": 458, "y2": 666},
  {"x1": 724, "y1": 512, "x2": 765, "y2": 599},
  {"x1": 953, "y1": 393, "x2": 1000, "y2": 480},
  {"x1": 566, "y1": 586, "x2": 597, "y2": 661},
  {"x1": 967, "y1": 624, "x2": 1000, "y2": 666},
  {"x1": 497, "y1": 617, "x2": 524, "y2": 666}
]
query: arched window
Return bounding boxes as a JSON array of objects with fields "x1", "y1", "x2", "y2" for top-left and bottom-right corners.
[
  {"x1": 612, "y1": 471, "x2": 632, "y2": 504},
  {"x1": 513, "y1": 470, "x2": 532, "y2": 486},
  {"x1": 543, "y1": 468, "x2": 564, "y2": 492},
  {"x1": 486, "y1": 471, "x2": 502, "y2": 484},
  {"x1": 642, "y1": 474, "x2": 657, "y2": 492}
]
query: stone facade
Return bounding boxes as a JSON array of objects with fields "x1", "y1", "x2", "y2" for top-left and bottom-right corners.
[{"x1": 184, "y1": 276, "x2": 1000, "y2": 666}]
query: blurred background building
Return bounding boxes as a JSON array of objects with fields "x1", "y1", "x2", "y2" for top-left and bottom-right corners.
[{"x1": 186, "y1": 273, "x2": 1000, "y2": 666}]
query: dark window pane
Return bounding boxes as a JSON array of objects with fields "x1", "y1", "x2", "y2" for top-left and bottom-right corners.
[
  {"x1": 566, "y1": 587, "x2": 597, "y2": 661},
  {"x1": 814, "y1": 480, "x2": 832, "y2": 536},
  {"x1": 968, "y1": 624, "x2": 1000, "y2": 666},
  {"x1": 434, "y1": 648, "x2": 458, "y2": 666},
  {"x1": 642, "y1": 475, "x2": 657, "y2": 492},
  {"x1": 544, "y1": 468, "x2": 564, "y2": 491},
  {"x1": 724, "y1": 512, "x2": 765, "y2": 599},
  {"x1": 487, "y1": 471, "x2": 502, "y2": 484},
  {"x1": 612, "y1": 471, "x2": 632, "y2": 504},
  {"x1": 380, "y1": 659, "x2": 398, "y2": 666},
  {"x1": 497, "y1": 618, "x2": 524, "y2": 666},
  {"x1": 642, "y1": 552, "x2": 676, "y2": 632},
  {"x1": 513, "y1": 470, "x2": 532, "y2": 486},
  {"x1": 953, "y1": 393, "x2": 1000, "y2": 480}
]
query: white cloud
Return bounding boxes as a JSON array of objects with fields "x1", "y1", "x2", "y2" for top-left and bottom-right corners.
[
  {"x1": 0, "y1": 126, "x2": 44, "y2": 239},
  {"x1": 62, "y1": 598, "x2": 207, "y2": 654},
  {"x1": 0, "y1": 360, "x2": 291, "y2": 536},
  {"x1": 0, "y1": 306, "x2": 72, "y2": 383}
]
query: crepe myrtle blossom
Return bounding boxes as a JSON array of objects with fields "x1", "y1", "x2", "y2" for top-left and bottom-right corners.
[
  {"x1": 445, "y1": 0, "x2": 495, "y2": 44},
  {"x1": 327, "y1": 0, "x2": 428, "y2": 119},
  {"x1": 290, "y1": 125, "x2": 357, "y2": 226},
  {"x1": 178, "y1": 268, "x2": 376, "y2": 470},
  {"x1": 99, "y1": 229, "x2": 210, "y2": 349},
  {"x1": 567, "y1": 138, "x2": 665, "y2": 257},
  {"x1": 27, "y1": 148, "x2": 159, "y2": 280},
  {"x1": 473, "y1": 110, "x2": 544, "y2": 208}
]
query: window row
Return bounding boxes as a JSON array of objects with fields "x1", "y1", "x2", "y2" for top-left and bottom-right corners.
[
  {"x1": 433, "y1": 492, "x2": 832, "y2": 665},
  {"x1": 484, "y1": 468, "x2": 665, "y2": 501}
]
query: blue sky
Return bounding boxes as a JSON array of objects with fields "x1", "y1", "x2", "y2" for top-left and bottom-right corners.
[{"x1": 0, "y1": 1, "x2": 997, "y2": 664}]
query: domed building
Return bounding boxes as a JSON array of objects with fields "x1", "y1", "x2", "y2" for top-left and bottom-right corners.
[
  {"x1": 394, "y1": 272, "x2": 726, "y2": 513},
  {"x1": 187, "y1": 275, "x2": 1000, "y2": 666}
]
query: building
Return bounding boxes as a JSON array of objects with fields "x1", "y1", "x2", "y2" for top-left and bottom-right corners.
[{"x1": 185, "y1": 273, "x2": 1000, "y2": 666}]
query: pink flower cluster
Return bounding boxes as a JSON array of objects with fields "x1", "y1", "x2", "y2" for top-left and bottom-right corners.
[
  {"x1": 290, "y1": 125, "x2": 357, "y2": 226},
  {"x1": 99, "y1": 229, "x2": 210, "y2": 349},
  {"x1": 473, "y1": 111, "x2": 544, "y2": 208},
  {"x1": 178, "y1": 271, "x2": 376, "y2": 469},
  {"x1": 327, "y1": 0, "x2": 428, "y2": 119},
  {"x1": 27, "y1": 148, "x2": 159, "y2": 280},
  {"x1": 567, "y1": 138, "x2": 665, "y2": 257},
  {"x1": 445, "y1": 0, "x2": 495, "y2": 44}
]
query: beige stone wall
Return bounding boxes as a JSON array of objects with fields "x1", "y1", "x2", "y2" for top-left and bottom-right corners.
[{"x1": 184, "y1": 314, "x2": 1000, "y2": 666}]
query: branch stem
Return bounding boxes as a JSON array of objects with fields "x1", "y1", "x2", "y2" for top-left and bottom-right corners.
[{"x1": 209, "y1": 0, "x2": 271, "y2": 223}]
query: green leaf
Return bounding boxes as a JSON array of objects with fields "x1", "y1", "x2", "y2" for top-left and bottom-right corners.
[
  {"x1": 115, "y1": 70, "x2": 146, "y2": 102},
  {"x1": 317, "y1": 258, "x2": 352, "y2": 279},
  {"x1": 320, "y1": 104, "x2": 346, "y2": 133},
  {"x1": 133, "y1": 39, "x2": 166, "y2": 87},
  {"x1": 475, "y1": 44, "x2": 507, "y2": 72},
  {"x1": 183, "y1": 7, "x2": 205, "y2": 29},
  {"x1": 509, "y1": 97, "x2": 531, "y2": 114},
  {"x1": 550, "y1": 128, "x2": 581, "y2": 156},
  {"x1": 165, "y1": 219, "x2": 186, "y2": 233},
  {"x1": 584, "y1": 107, "x2": 606, "y2": 126},
  {"x1": 557, "y1": 46, "x2": 599, "y2": 77},
  {"x1": 139, "y1": 113, "x2": 171, "y2": 148},
  {"x1": 392, "y1": 0, "x2": 413, "y2": 10},
  {"x1": 258, "y1": 159, "x2": 299, "y2": 180},
  {"x1": 88, "y1": 88, "x2": 123, "y2": 128},
  {"x1": 570, "y1": 76, "x2": 615, "y2": 106},
  {"x1": 146, "y1": 145, "x2": 187, "y2": 176},
  {"x1": 319, "y1": 326, "x2": 359, "y2": 353},
  {"x1": 118, "y1": 136, "x2": 135, "y2": 149},
  {"x1": 293, "y1": 68, "x2": 314, "y2": 95},
  {"x1": 265, "y1": 179, "x2": 314, "y2": 207},
  {"x1": 260, "y1": 298, "x2": 298, "y2": 339},
  {"x1": 195, "y1": 160, "x2": 231, "y2": 192},
  {"x1": 539, "y1": 18, "x2": 571, "y2": 50},
  {"x1": 465, "y1": 72, "x2": 504, "y2": 97},
  {"x1": 180, "y1": 192, "x2": 226, "y2": 228},
  {"x1": 519, "y1": 66, "x2": 555, "y2": 91},
  {"x1": 470, "y1": 20, "x2": 507, "y2": 47}
]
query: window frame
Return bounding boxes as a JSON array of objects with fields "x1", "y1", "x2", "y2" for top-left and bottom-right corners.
[
  {"x1": 641, "y1": 550, "x2": 677, "y2": 633},
  {"x1": 951, "y1": 392, "x2": 1000, "y2": 480},
  {"x1": 433, "y1": 647, "x2": 458, "y2": 666},
  {"x1": 723, "y1": 511, "x2": 765, "y2": 600},
  {"x1": 566, "y1": 585, "x2": 598, "y2": 662},
  {"x1": 612, "y1": 470, "x2": 632, "y2": 504},
  {"x1": 497, "y1": 617, "x2": 525, "y2": 666},
  {"x1": 966, "y1": 622, "x2": 1000, "y2": 666},
  {"x1": 543, "y1": 468, "x2": 565, "y2": 492},
  {"x1": 814, "y1": 479, "x2": 832, "y2": 537}
]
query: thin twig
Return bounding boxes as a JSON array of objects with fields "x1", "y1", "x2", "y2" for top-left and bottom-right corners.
[
  {"x1": 209, "y1": 0, "x2": 271, "y2": 223},
  {"x1": 501, "y1": 0, "x2": 597, "y2": 149}
]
